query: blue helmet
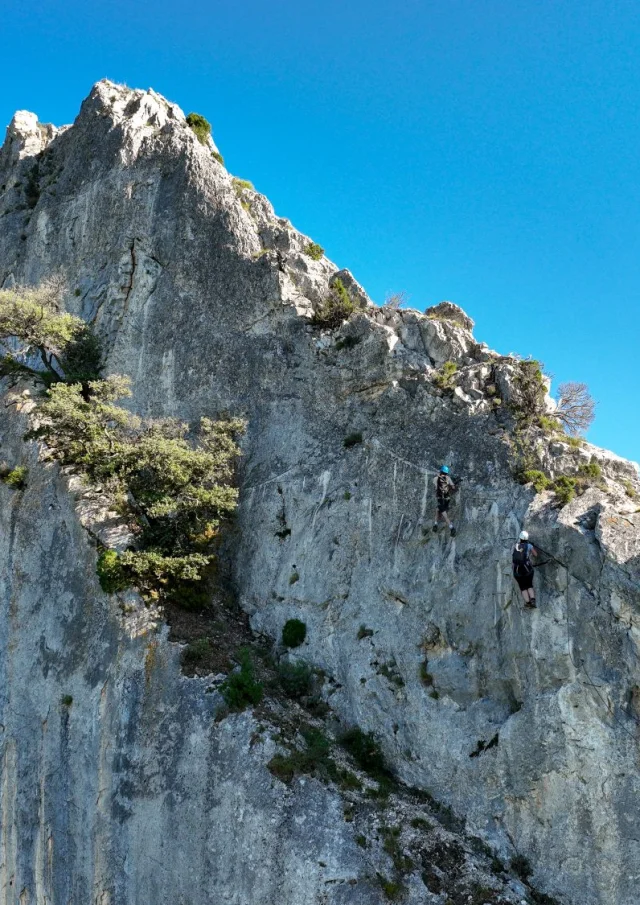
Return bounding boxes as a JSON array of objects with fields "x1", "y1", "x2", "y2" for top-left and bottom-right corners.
[{"x1": 441, "y1": 465, "x2": 449, "y2": 474}]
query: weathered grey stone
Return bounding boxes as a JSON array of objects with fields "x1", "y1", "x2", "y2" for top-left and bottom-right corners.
[{"x1": 1, "y1": 79, "x2": 639, "y2": 905}]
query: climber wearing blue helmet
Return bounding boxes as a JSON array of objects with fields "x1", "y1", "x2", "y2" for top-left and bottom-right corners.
[{"x1": 432, "y1": 465, "x2": 458, "y2": 537}]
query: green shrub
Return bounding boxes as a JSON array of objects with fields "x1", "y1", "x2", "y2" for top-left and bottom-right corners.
[
  {"x1": 377, "y1": 874, "x2": 406, "y2": 901},
  {"x1": 311, "y1": 278, "x2": 358, "y2": 328},
  {"x1": 420, "y1": 662, "x2": 434, "y2": 686},
  {"x1": 282, "y1": 618, "x2": 306, "y2": 648},
  {"x1": 220, "y1": 648, "x2": 263, "y2": 710},
  {"x1": 566, "y1": 435, "x2": 583, "y2": 449},
  {"x1": 553, "y1": 475, "x2": 576, "y2": 506},
  {"x1": 511, "y1": 359, "x2": 547, "y2": 425},
  {"x1": 343, "y1": 432, "x2": 363, "y2": 448},
  {"x1": 186, "y1": 112, "x2": 211, "y2": 145},
  {"x1": 624, "y1": 481, "x2": 636, "y2": 499},
  {"x1": 232, "y1": 177, "x2": 254, "y2": 193},
  {"x1": 432, "y1": 360, "x2": 457, "y2": 391},
  {"x1": 182, "y1": 637, "x2": 211, "y2": 666},
  {"x1": 96, "y1": 549, "x2": 130, "y2": 593},
  {"x1": 268, "y1": 727, "x2": 337, "y2": 784},
  {"x1": 0, "y1": 282, "x2": 101, "y2": 384},
  {"x1": 288, "y1": 571, "x2": 300, "y2": 585},
  {"x1": 578, "y1": 460, "x2": 601, "y2": 480},
  {"x1": 510, "y1": 853, "x2": 532, "y2": 881},
  {"x1": 304, "y1": 242, "x2": 324, "y2": 260},
  {"x1": 339, "y1": 727, "x2": 389, "y2": 780},
  {"x1": 36, "y1": 378, "x2": 244, "y2": 600},
  {"x1": 277, "y1": 660, "x2": 314, "y2": 698},
  {"x1": 521, "y1": 469, "x2": 551, "y2": 493},
  {"x1": 211, "y1": 150, "x2": 224, "y2": 165},
  {"x1": 60, "y1": 694, "x2": 73, "y2": 707},
  {"x1": 1, "y1": 466, "x2": 28, "y2": 489},
  {"x1": 537, "y1": 415, "x2": 561, "y2": 434},
  {"x1": 357, "y1": 625, "x2": 374, "y2": 640}
]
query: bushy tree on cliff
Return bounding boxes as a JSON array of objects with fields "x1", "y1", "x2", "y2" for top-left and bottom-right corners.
[
  {"x1": 1, "y1": 281, "x2": 244, "y2": 604},
  {"x1": 0, "y1": 280, "x2": 101, "y2": 383}
]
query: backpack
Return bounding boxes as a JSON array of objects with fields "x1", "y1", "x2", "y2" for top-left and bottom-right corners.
[
  {"x1": 512, "y1": 543, "x2": 532, "y2": 573},
  {"x1": 436, "y1": 473, "x2": 451, "y2": 500}
]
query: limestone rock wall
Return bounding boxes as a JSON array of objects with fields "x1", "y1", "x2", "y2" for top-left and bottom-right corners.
[{"x1": 1, "y1": 80, "x2": 639, "y2": 905}]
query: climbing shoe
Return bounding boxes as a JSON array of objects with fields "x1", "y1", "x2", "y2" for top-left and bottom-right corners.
[
  {"x1": 450, "y1": 527, "x2": 456, "y2": 537},
  {"x1": 524, "y1": 600, "x2": 537, "y2": 609}
]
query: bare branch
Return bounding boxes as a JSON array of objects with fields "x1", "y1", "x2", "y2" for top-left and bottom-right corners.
[
  {"x1": 555, "y1": 382, "x2": 596, "y2": 435},
  {"x1": 382, "y1": 291, "x2": 409, "y2": 310}
]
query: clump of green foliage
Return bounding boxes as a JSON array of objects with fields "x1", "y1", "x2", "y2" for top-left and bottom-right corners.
[
  {"x1": 96, "y1": 549, "x2": 130, "y2": 593},
  {"x1": 552, "y1": 475, "x2": 577, "y2": 506},
  {"x1": 0, "y1": 465, "x2": 28, "y2": 489},
  {"x1": 0, "y1": 281, "x2": 102, "y2": 384},
  {"x1": 623, "y1": 480, "x2": 636, "y2": 499},
  {"x1": 578, "y1": 460, "x2": 601, "y2": 480},
  {"x1": 0, "y1": 282, "x2": 244, "y2": 607},
  {"x1": 232, "y1": 177, "x2": 254, "y2": 193},
  {"x1": 510, "y1": 854, "x2": 532, "y2": 881},
  {"x1": 268, "y1": 727, "x2": 337, "y2": 784},
  {"x1": 182, "y1": 637, "x2": 211, "y2": 666},
  {"x1": 511, "y1": 359, "x2": 547, "y2": 426},
  {"x1": 432, "y1": 360, "x2": 457, "y2": 391},
  {"x1": 282, "y1": 618, "x2": 306, "y2": 648},
  {"x1": 537, "y1": 414, "x2": 562, "y2": 434},
  {"x1": 211, "y1": 150, "x2": 224, "y2": 165},
  {"x1": 220, "y1": 647, "x2": 263, "y2": 710},
  {"x1": 311, "y1": 278, "x2": 358, "y2": 329},
  {"x1": 339, "y1": 727, "x2": 390, "y2": 783},
  {"x1": 35, "y1": 377, "x2": 244, "y2": 600},
  {"x1": 343, "y1": 432, "x2": 363, "y2": 448},
  {"x1": 186, "y1": 112, "x2": 211, "y2": 145},
  {"x1": 520, "y1": 470, "x2": 552, "y2": 493},
  {"x1": 304, "y1": 242, "x2": 324, "y2": 260},
  {"x1": 277, "y1": 659, "x2": 314, "y2": 698},
  {"x1": 60, "y1": 694, "x2": 73, "y2": 707},
  {"x1": 376, "y1": 874, "x2": 406, "y2": 901}
]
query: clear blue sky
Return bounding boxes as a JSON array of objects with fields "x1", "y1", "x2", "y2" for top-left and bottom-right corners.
[{"x1": 2, "y1": 0, "x2": 639, "y2": 462}]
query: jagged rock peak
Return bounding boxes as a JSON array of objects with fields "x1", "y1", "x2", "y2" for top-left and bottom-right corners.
[{"x1": 425, "y1": 300, "x2": 475, "y2": 331}]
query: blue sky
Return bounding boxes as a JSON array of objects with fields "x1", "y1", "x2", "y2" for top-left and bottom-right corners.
[{"x1": 2, "y1": 0, "x2": 639, "y2": 461}]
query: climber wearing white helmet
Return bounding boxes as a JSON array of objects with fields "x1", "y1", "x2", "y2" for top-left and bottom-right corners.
[{"x1": 512, "y1": 530, "x2": 538, "y2": 608}]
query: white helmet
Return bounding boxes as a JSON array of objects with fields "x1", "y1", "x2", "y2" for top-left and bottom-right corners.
[{"x1": 519, "y1": 530, "x2": 529, "y2": 541}]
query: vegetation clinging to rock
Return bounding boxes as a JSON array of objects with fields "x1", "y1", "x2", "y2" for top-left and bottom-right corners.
[
  {"x1": 0, "y1": 281, "x2": 102, "y2": 384},
  {"x1": 282, "y1": 618, "x2": 307, "y2": 648},
  {"x1": 185, "y1": 112, "x2": 211, "y2": 145},
  {"x1": 0, "y1": 464, "x2": 28, "y2": 489},
  {"x1": 1, "y1": 282, "x2": 244, "y2": 607},
  {"x1": 304, "y1": 242, "x2": 324, "y2": 260},
  {"x1": 311, "y1": 278, "x2": 358, "y2": 328},
  {"x1": 35, "y1": 377, "x2": 244, "y2": 598},
  {"x1": 432, "y1": 360, "x2": 458, "y2": 391}
]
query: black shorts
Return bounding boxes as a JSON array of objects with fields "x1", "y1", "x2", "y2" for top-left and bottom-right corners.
[
  {"x1": 514, "y1": 568, "x2": 534, "y2": 591},
  {"x1": 437, "y1": 498, "x2": 450, "y2": 514}
]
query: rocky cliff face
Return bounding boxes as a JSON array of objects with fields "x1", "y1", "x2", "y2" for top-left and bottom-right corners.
[{"x1": 1, "y1": 80, "x2": 639, "y2": 905}]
